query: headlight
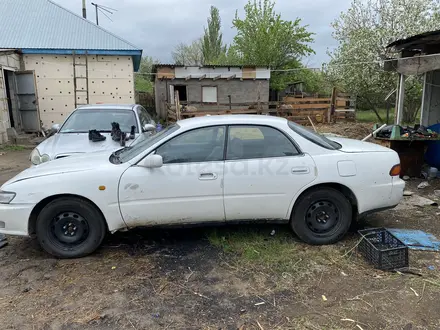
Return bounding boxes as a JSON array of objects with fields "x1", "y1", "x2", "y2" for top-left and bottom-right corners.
[
  {"x1": 30, "y1": 149, "x2": 51, "y2": 165},
  {"x1": 0, "y1": 191, "x2": 16, "y2": 204},
  {"x1": 30, "y1": 148, "x2": 41, "y2": 165},
  {"x1": 41, "y1": 154, "x2": 51, "y2": 163}
]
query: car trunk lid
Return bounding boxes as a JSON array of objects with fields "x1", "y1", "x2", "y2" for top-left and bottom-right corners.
[{"x1": 328, "y1": 137, "x2": 392, "y2": 153}]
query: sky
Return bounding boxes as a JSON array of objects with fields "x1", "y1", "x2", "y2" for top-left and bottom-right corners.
[{"x1": 54, "y1": 0, "x2": 352, "y2": 67}]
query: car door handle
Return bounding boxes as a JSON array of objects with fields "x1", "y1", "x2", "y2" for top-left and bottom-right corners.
[
  {"x1": 291, "y1": 167, "x2": 310, "y2": 174},
  {"x1": 199, "y1": 172, "x2": 218, "y2": 180}
]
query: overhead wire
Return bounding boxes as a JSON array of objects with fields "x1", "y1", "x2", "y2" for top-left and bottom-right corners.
[{"x1": 21, "y1": 51, "x2": 440, "y2": 77}]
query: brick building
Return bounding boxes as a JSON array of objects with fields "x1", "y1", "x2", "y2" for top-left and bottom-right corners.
[{"x1": 152, "y1": 65, "x2": 271, "y2": 119}]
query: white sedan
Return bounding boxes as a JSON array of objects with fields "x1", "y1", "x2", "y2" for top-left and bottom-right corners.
[{"x1": 0, "y1": 115, "x2": 405, "y2": 258}]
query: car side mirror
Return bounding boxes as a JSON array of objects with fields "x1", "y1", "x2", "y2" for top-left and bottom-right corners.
[
  {"x1": 143, "y1": 124, "x2": 156, "y2": 133},
  {"x1": 139, "y1": 154, "x2": 163, "y2": 168},
  {"x1": 51, "y1": 124, "x2": 60, "y2": 132}
]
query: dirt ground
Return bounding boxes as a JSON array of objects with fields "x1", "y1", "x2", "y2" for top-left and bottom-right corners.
[{"x1": 1, "y1": 127, "x2": 440, "y2": 330}]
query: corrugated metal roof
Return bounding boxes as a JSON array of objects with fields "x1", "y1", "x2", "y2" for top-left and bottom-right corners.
[
  {"x1": 0, "y1": 0, "x2": 141, "y2": 51},
  {"x1": 386, "y1": 29, "x2": 440, "y2": 51}
]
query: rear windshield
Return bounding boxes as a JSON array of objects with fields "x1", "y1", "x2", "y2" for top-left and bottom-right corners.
[{"x1": 288, "y1": 121, "x2": 341, "y2": 150}]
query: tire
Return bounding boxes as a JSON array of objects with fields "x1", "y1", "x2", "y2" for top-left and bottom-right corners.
[
  {"x1": 290, "y1": 187, "x2": 352, "y2": 245},
  {"x1": 36, "y1": 197, "x2": 106, "y2": 258}
]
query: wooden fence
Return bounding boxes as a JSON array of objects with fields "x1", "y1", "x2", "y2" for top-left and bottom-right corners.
[
  {"x1": 333, "y1": 90, "x2": 356, "y2": 122},
  {"x1": 166, "y1": 89, "x2": 356, "y2": 125},
  {"x1": 135, "y1": 91, "x2": 155, "y2": 115}
]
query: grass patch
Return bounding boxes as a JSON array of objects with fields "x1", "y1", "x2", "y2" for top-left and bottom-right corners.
[
  {"x1": 356, "y1": 108, "x2": 421, "y2": 124},
  {"x1": 207, "y1": 226, "x2": 353, "y2": 277},
  {"x1": 356, "y1": 109, "x2": 395, "y2": 123},
  {"x1": 0, "y1": 145, "x2": 27, "y2": 151}
]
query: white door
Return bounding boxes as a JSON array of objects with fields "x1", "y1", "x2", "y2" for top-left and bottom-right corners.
[
  {"x1": 119, "y1": 125, "x2": 226, "y2": 226},
  {"x1": 223, "y1": 125, "x2": 317, "y2": 221}
]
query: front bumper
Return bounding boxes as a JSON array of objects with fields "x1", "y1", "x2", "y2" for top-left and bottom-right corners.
[{"x1": 0, "y1": 203, "x2": 35, "y2": 236}]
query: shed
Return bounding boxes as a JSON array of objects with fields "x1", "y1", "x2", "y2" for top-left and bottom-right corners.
[
  {"x1": 152, "y1": 64, "x2": 271, "y2": 120},
  {"x1": 386, "y1": 29, "x2": 440, "y2": 126},
  {"x1": 0, "y1": 0, "x2": 142, "y2": 142}
]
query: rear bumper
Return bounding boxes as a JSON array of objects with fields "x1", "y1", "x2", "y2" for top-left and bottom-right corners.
[
  {"x1": 357, "y1": 177, "x2": 405, "y2": 215},
  {"x1": 391, "y1": 177, "x2": 405, "y2": 205},
  {"x1": 0, "y1": 203, "x2": 35, "y2": 236}
]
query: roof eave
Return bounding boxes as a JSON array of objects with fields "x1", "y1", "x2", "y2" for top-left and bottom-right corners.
[{"x1": 20, "y1": 48, "x2": 143, "y2": 71}]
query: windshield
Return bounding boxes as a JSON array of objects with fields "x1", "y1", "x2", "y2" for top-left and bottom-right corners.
[
  {"x1": 288, "y1": 121, "x2": 341, "y2": 150},
  {"x1": 118, "y1": 124, "x2": 180, "y2": 163},
  {"x1": 60, "y1": 109, "x2": 138, "y2": 133}
]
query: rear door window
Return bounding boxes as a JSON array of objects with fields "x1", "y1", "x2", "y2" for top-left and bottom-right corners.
[{"x1": 226, "y1": 125, "x2": 300, "y2": 160}]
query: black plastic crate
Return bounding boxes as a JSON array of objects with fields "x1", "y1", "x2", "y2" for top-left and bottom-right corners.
[{"x1": 357, "y1": 227, "x2": 409, "y2": 270}]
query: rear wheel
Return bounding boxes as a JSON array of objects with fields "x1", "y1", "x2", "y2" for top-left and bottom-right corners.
[
  {"x1": 36, "y1": 197, "x2": 106, "y2": 258},
  {"x1": 290, "y1": 187, "x2": 352, "y2": 245}
]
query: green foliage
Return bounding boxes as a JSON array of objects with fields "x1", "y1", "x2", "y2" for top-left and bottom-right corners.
[
  {"x1": 231, "y1": 0, "x2": 314, "y2": 71},
  {"x1": 270, "y1": 60, "x2": 331, "y2": 94},
  {"x1": 327, "y1": 0, "x2": 440, "y2": 122},
  {"x1": 134, "y1": 56, "x2": 157, "y2": 93},
  {"x1": 201, "y1": 6, "x2": 228, "y2": 64},
  {"x1": 168, "y1": 0, "x2": 320, "y2": 94},
  {"x1": 172, "y1": 39, "x2": 204, "y2": 66}
]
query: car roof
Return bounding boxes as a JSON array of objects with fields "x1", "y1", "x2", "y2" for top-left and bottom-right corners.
[
  {"x1": 76, "y1": 104, "x2": 137, "y2": 111},
  {"x1": 176, "y1": 115, "x2": 288, "y2": 129}
]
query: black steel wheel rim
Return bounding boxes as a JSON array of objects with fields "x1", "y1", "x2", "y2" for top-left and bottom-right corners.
[
  {"x1": 306, "y1": 200, "x2": 340, "y2": 235},
  {"x1": 50, "y1": 212, "x2": 89, "y2": 246}
]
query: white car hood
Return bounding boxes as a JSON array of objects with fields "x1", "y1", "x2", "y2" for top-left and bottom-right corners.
[
  {"x1": 3, "y1": 151, "x2": 112, "y2": 186},
  {"x1": 37, "y1": 132, "x2": 138, "y2": 159},
  {"x1": 329, "y1": 137, "x2": 392, "y2": 153}
]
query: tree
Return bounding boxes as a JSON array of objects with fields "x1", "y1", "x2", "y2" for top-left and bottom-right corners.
[
  {"x1": 172, "y1": 39, "x2": 204, "y2": 66},
  {"x1": 231, "y1": 0, "x2": 314, "y2": 90},
  {"x1": 328, "y1": 0, "x2": 440, "y2": 122},
  {"x1": 134, "y1": 56, "x2": 157, "y2": 93},
  {"x1": 201, "y1": 6, "x2": 227, "y2": 64}
]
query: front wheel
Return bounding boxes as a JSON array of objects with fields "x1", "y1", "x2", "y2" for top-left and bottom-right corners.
[
  {"x1": 290, "y1": 187, "x2": 352, "y2": 245},
  {"x1": 36, "y1": 197, "x2": 106, "y2": 258}
]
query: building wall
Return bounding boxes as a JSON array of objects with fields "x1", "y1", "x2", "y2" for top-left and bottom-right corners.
[
  {"x1": 0, "y1": 53, "x2": 21, "y2": 143},
  {"x1": 155, "y1": 79, "x2": 270, "y2": 119},
  {"x1": 421, "y1": 70, "x2": 440, "y2": 126},
  {"x1": 24, "y1": 54, "x2": 135, "y2": 128}
]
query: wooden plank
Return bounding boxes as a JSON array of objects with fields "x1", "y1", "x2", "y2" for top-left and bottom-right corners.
[
  {"x1": 277, "y1": 104, "x2": 330, "y2": 111},
  {"x1": 242, "y1": 66, "x2": 256, "y2": 79},
  {"x1": 334, "y1": 109, "x2": 356, "y2": 113},
  {"x1": 395, "y1": 54, "x2": 440, "y2": 75},
  {"x1": 278, "y1": 109, "x2": 328, "y2": 116},
  {"x1": 283, "y1": 97, "x2": 331, "y2": 103}
]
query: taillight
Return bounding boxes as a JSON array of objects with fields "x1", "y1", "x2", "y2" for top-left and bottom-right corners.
[{"x1": 389, "y1": 164, "x2": 401, "y2": 176}]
